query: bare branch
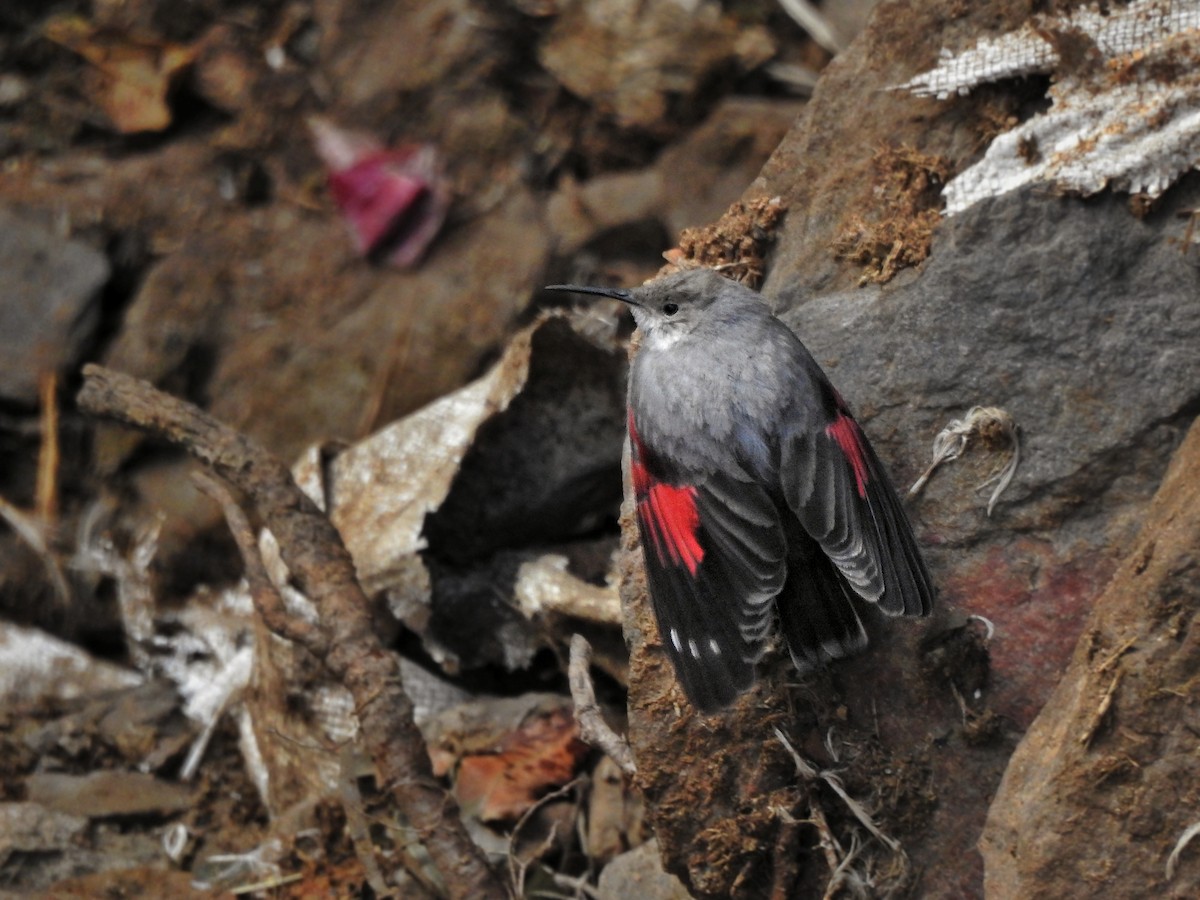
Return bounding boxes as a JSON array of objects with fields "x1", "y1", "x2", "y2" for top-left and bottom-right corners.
[
  {"x1": 568, "y1": 634, "x2": 636, "y2": 777},
  {"x1": 191, "y1": 471, "x2": 327, "y2": 655},
  {"x1": 76, "y1": 364, "x2": 506, "y2": 900}
]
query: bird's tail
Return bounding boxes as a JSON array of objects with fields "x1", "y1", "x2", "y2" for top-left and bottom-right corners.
[{"x1": 777, "y1": 530, "x2": 868, "y2": 671}]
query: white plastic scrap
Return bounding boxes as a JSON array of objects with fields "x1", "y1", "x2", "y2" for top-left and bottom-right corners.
[
  {"x1": 192, "y1": 837, "x2": 284, "y2": 891},
  {"x1": 894, "y1": 0, "x2": 1200, "y2": 215},
  {"x1": 0, "y1": 621, "x2": 141, "y2": 705},
  {"x1": 896, "y1": 1, "x2": 1199, "y2": 98},
  {"x1": 162, "y1": 821, "x2": 191, "y2": 864},
  {"x1": 155, "y1": 585, "x2": 257, "y2": 780}
]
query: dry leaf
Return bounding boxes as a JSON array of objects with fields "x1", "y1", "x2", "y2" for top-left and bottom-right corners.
[
  {"x1": 44, "y1": 14, "x2": 196, "y2": 133},
  {"x1": 427, "y1": 694, "x2": 589, "y2": 822}
]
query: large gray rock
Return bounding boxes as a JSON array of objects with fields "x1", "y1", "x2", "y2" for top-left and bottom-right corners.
[
  {"x1": 787, "y1": 183, "x2": 1200, "y2": 730},
  {"x1": 789, "y1": 181, "x2": 1199, "y2": 899},
  {"x1": 0, "y1": 206, "x2": 109, "y2": 404}
]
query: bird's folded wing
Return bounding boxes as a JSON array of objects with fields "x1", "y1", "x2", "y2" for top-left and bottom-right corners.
[
  {"x1": 632, "y1": 444, "x2": 787, "y2": 712},
  {"x1": 781, "y1": 411, "x2": 934, "y2": 617}
]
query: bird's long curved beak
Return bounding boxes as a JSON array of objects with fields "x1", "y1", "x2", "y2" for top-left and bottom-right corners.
[{"x1": 544, "y1": 284, "x2": 638, "y2": 306}]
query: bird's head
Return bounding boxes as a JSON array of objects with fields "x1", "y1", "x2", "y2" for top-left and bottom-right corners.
[{"x1": 546, "y1": 268, "x2": 740, "y2": 349}]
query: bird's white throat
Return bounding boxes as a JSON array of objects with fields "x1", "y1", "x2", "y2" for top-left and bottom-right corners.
[{"x1": 641, "y1": 324, "x2": 686, "y2": 351}]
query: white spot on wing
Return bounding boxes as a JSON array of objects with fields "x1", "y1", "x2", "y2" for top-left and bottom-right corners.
[
  {"x1": 688, "y1": 639, "x2": 700, "y2": 659},
  {"x1": 708, "y1": 638, "x2": 721, "y2": 656},
  {"x1": 670, "y1": 628, "x2": 683, "y2": 654}
]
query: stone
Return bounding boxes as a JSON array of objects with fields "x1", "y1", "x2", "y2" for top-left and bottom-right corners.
[
  {"x1": 26, "y1": 772, "x2": 193, "y2": 818},
  {"x1": 540, "y1": 1, "x2": 773, "y2": 132},
  {"x1": 0, "y1": 206, "x2": 108, "y2": 405},
  {"x1": 980, "y1": 419, "x2": 1200, "y2": 899},
  {"x1": 0, "y1": 802, "x2": 87, "y2": 858},
  {"x1": 598, "y1": 840, "x2": 691, "y2": 900},
  {"x1": 546, "y1": 97, "x2": 801, "y2": 258}
]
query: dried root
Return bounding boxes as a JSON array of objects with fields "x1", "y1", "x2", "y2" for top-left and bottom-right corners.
[{"x1": 908, "y1": 406, "x2": 1020, "y2": 516}]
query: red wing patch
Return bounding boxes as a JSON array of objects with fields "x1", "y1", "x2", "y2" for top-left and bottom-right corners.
[
  {"x1": 629, "y1": 412, "x2": 705, "y2": 575},
  {"x1": 642, "y1": 483, "x2": 703, "y2": 574},
  {"x1": 826, "y1": 412, "x2": 870, "y2": 499}
]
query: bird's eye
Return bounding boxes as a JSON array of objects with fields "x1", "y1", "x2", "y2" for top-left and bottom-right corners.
[{"x1": 662, "y1": 302, "x2": 679, "y2": 317}]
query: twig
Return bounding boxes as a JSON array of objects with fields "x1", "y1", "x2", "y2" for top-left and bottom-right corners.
[
  {"x1": 763, "y1": 61, "x2": 821, "y2": 96},
  {"x1": 551, "y1": 871, "x2": 602, "y2": 899},
  {"x1": 0, "y1": 493, "x2": 71, "y2": 609},
  {"x1": 36, "y1": 372, "x2": 59, "y2": 523},
  {"x1": 192, "y1": 471, "x2": 327, "y2": 654},
  {"x1": 230, "y1": 872, "x2": 304, "y2": 895},
  {"x1": 768, "y1": 805, "x2": 805, "y2": 900},
  {"x1": 0, "y1": 372, "x2": 70, "y2": 610},
  {"x1": 338, "y1": 744, "x2": 397, "y2": 899},
  {"x1": 568, "y1": 634, "x2": 636, "y2": 777},
  {"x1": 1166, "y1": 820, "x2": 1200, "y2": 880},
  {"x1": 1096, "y1": 635, "x2": 1137, "y2": 674},
  {"x1": 1079, "y1": 670, "x2": 1122, "y2": 747},
  {"x1": 508, "y1": 777, "x2": 584, "y2": 897},
  {"x1": 774, "y1": 728, "x2": 901, "y2": 852},
  {"x1": 802, "y1": 801, "x2": 843, "y2": 880},
  {"x1": 76, "y1": 364, "x2": 506, "y2": 900},
  {"x1": 776, "y1": 0, "x2": 847, "y2": 54}
]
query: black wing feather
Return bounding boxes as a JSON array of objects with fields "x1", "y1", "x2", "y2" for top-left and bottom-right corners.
[
  {"x1": 633, "y1": 461, "x2": 787, "y2": 713},
  {"x1": 775, "y1": 525, "x2": 868, "y2": 671},
  {"x1": 782, "y1": 414, "x2": 934, "y2": 619}
]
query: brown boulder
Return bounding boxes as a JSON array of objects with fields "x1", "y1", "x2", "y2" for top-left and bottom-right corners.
[{"x1": 980, "y1": 419, "x2": 1200, "y2": 898}]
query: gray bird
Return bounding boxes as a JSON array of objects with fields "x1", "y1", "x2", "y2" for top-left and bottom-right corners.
[{"x1": 546, "y1": 267, "x2": 933, "y2": 712}]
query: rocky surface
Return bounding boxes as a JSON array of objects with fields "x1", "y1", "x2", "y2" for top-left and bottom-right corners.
[
  {"x1": 980, "y1": 418, "x2": 1200, "y2": 898},
  {"x1": 788, "y1": 183, "x2": 1200, "y2": 732},
  {"x1": 0, "y1": 206, "x2": 109, "y2": 405}
]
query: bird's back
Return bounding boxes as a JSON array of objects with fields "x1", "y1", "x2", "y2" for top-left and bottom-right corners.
[{"x1": 630, "y1": 304, "x2": 830, "y2": 484}]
